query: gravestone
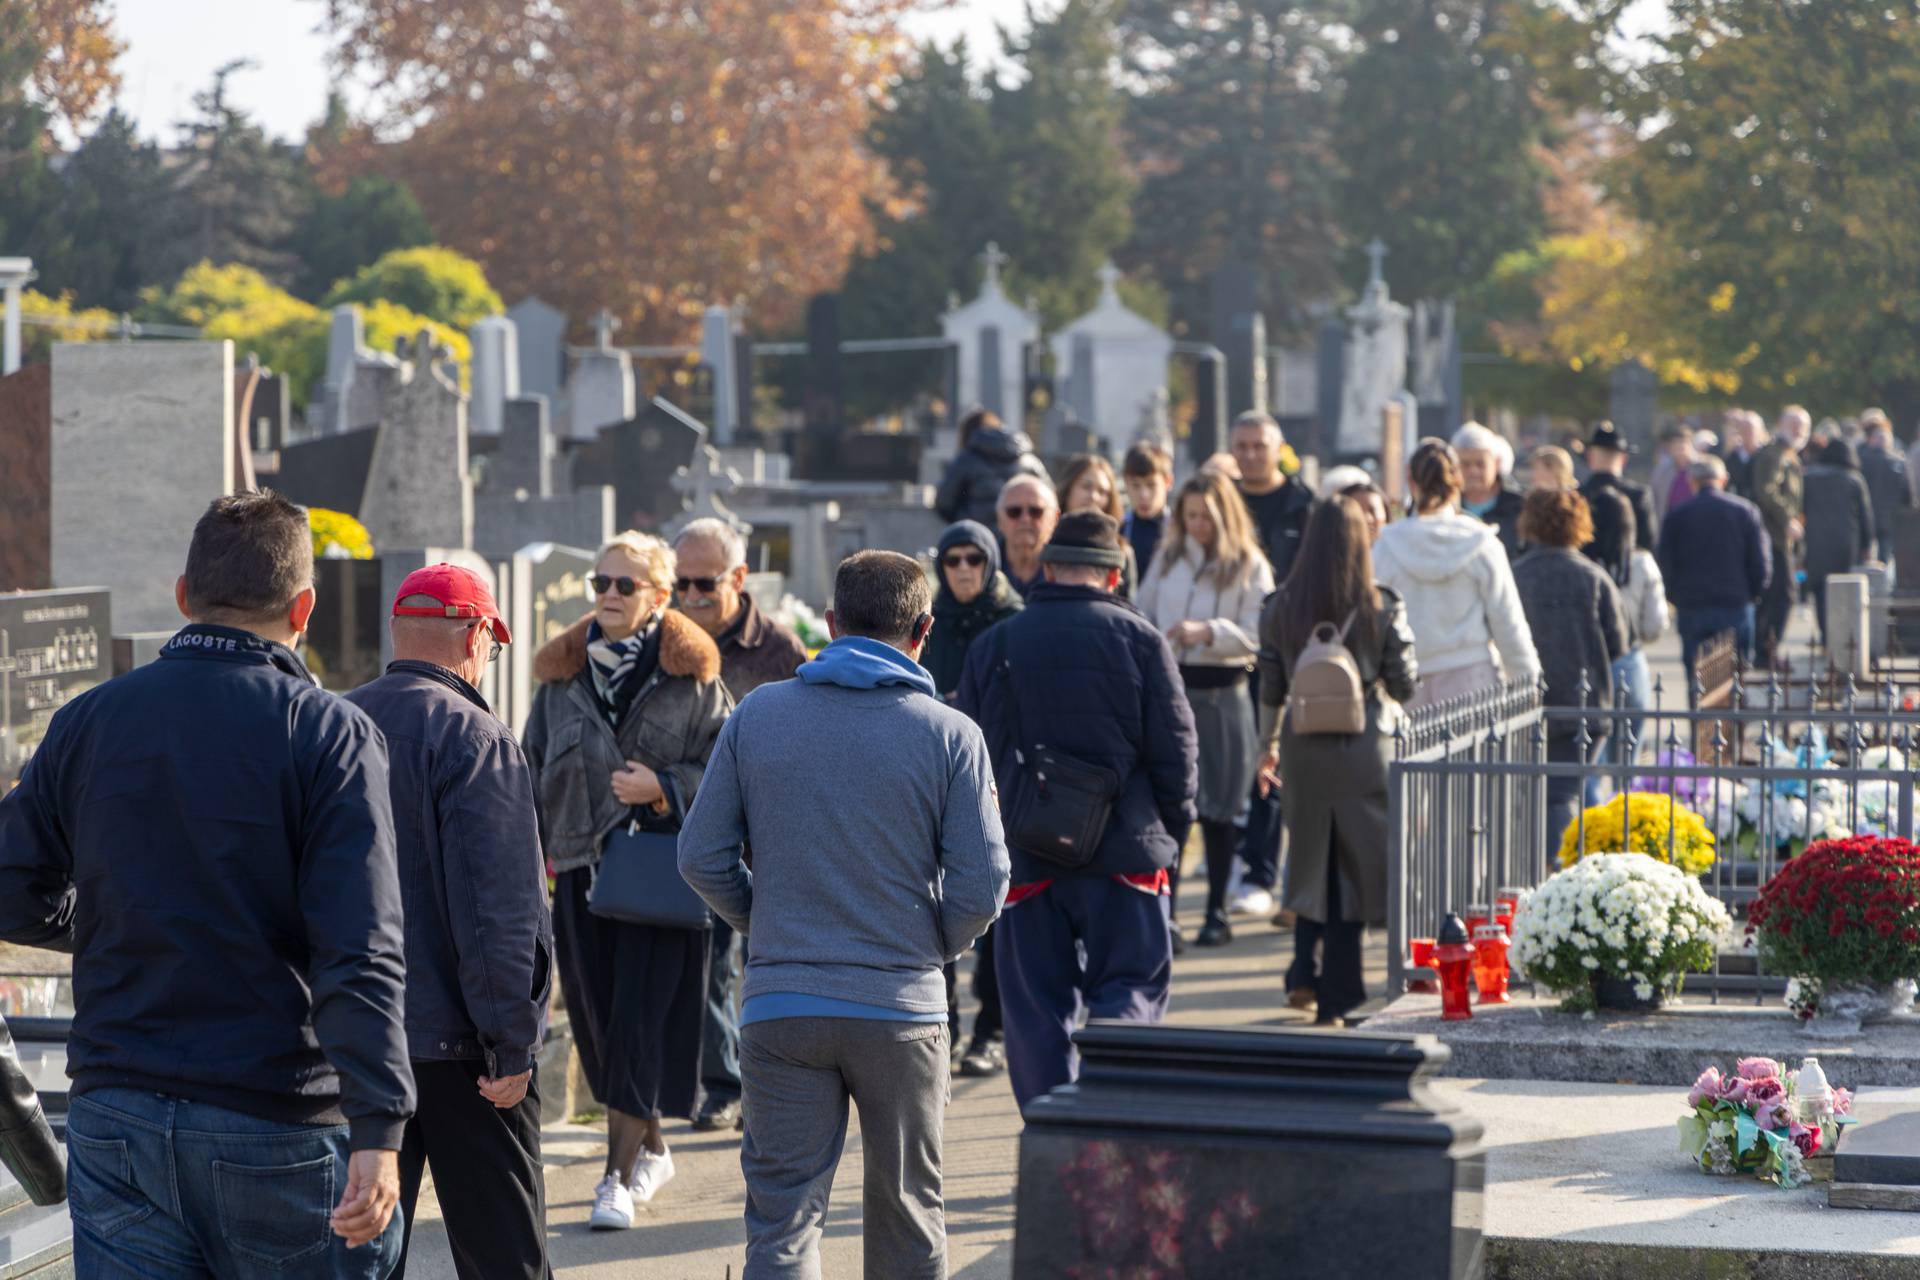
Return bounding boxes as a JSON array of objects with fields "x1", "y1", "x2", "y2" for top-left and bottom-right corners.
[
  {"x1": 1826, "y1": 573, "x2": 1871, "y2": 679},
  {"x1": 700, "y1": 304, "x2": 739, "y2": 446},
  {"x1": 942, "y1": 245, "x2": 1041, "y2": 438},
  {"x1": 271, "y1": 425, "x2": 381, "y2": 518},
  {"x1": 507, "y1": 542, "x2": 598, "y2": 734},
  {"x1": 664, "y1": 445, "x2": 749, "y2": 540},
  {"x1": 473, "y1": 487, "x2": 613, "y2": 560},
  {"x1": 1015, "y1": 1024, "x2": 1483, "y2": 1279},
  {"x1": 51, "y1": 341, "x2": 237, "y2": 633},
  {"x1": 1191, "y1": 351, "x2": 1227, "y2": 469},
  {"x1": 319, "y1": 305, "x2": 362, "y2": 433},
  {"x1": 0, "y1": 363, "x2": 52, "y2": 591},
  {"x1": 491, "y1": 394, "x2": 554, "y2": 499},
  {"x1": 0, "y1": 587, "x2": 111, "y2": 786},
  {"x1": 302, "y1": 557, "x2": 385, "y2": 693},
  {"x1": 1609, "y1": 359, "x2": 1658, "y2": 458},
  {"x1": 468, "y1": 315, "x2": 519, "y2": 436},
  {"x1": 1412, "y1": 299, "x2": 1463, "y2": 440},
  {"x1": 1210, "y1": 259, "x2": 1268, "y2": 419},
  {"x1": 1316, "y1": 317, "x2": 1347, "y2": 447},
  {"x1": 1336, "y1": 241, "x2": 1411, "y2": 458},
  {"x1": 249, "y1": 371, "x2": 290, "y2": 453},
  {"x1": 571, "y1": 397, "x2": 705, "y2": 532},
  {"x1": 567, "y1": 309, "x2": 636, "y2": 441},
  {"x1": 507, "y1": 296, "x2": 568, "y2": 406},
  {"x1": 358, "y1": 332, "x2": 474, "y2": 553},
  {"x1": 1050, "y1": 263, "x2": 1173, "y2": 440},
  {"x1": 1833, "y1": 1101, "x2": 1920, "y2": 1210}
]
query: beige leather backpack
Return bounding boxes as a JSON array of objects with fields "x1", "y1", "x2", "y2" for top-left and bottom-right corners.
[{"x1": 1287, "y1": 612, "x2": 1366, "y2": 735}]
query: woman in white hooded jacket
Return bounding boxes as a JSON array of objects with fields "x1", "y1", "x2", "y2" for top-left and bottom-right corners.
[
  {"x1": 1136, "y1": 469, "x2": 1275, "y2": 947},
  {"x1": 1373, "y1": 440, "x2": 1541, "y2": 708}
]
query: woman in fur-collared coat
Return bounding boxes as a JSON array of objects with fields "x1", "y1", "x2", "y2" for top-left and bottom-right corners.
[{"x1": 524, "y1": 531, "x2": 732, "y2": 1230}]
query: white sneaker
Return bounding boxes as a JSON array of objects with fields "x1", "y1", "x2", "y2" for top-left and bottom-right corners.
[
  {"x1": 628, "y1": 1147, "x2": 676, "y2": 1203},
  {"x1": 589, "y1": 1174, "x2": 635, "y2": 1230},
  {"x1": 1229, "y1": 886, "x2": 1276, "y2": 919}
]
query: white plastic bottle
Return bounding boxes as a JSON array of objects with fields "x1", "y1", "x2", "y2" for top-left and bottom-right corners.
[{"x1": 1797, "y1": 1056, "x2": 1834, "y2": 1130}]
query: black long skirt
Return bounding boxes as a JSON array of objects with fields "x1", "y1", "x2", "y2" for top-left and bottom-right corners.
[{"x1": 553, "y1": 865, "x2": 709, "y2": 1120}]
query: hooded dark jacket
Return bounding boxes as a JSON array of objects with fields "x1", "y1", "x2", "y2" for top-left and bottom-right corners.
[
  {"x1": 1470, "y1": 486, "x2": 1527, "y2": 560},
  {"x1": 0, "y1": 625, "x2": 413, "y2": 1150},
  {"x1": 344, "y1": 661, "x2": 553, "y2": 1078},
  {"x1": 1802, "y1": 463, "x2": 1874, "y2": 582},
  {"x1": 955, "y1": 583, "x2": 1199, "y2": 883},
  {"x1": 936, "y1": 426, "x2": 1050, "y2": 525},
  {"x1": 924, "y1": 519, "x2": 1024, "y2": 698}
]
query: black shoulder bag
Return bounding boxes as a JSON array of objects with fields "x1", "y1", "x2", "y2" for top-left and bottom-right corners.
[
  {"x1": 589, "y1": 801, "x2": 712, "y2": 931},
  {"x1": 999, "y1": 657, "x2": 1120, "y2": 869}
]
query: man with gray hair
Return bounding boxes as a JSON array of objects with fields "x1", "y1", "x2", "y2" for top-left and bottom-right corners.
[
  {"x1": 1657, "y1": 455, "x2": 1772, "y2": 676},
  {"x1": 345, "y1": 564, "x2": 553, "y2": 1278},
  {"x1": 670, "y1": 517, "x2": 808, "y2": 1133}
]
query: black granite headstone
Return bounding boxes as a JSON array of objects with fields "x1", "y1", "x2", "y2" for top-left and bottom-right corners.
[
  {"x1": 1015, "y1": 1023, "x2": 1483, "y2": 1279},
  {"x1": 1190, "y1": 351, "x2": 1227, "y2": 468},
  {"x1": 1210, "y1": 260, "x2": 1269, "y2": 419},
  {"x1": 1834, "y1": 1102, "x2": 1920, "y2": 1187},
  {"x1": 303, "y1": 558, "x2": 384, "y2": 694},
  {"x1": 1317, "y1": 317, "x2": 1347, "y2": 446},
  {"x1": 273, "y1": 426, "x2": 382, "y2": 518},
  {"x1": 978, "y1": 326, "x2": 1004, "y2": 417},
  {"x1": 571, "y1": 399, "x2": 705, "y2": 532},
  {"x1": 803, "y1": 292, "x2": 843, "y2": 438},
  {"x1": 0, "y1": 588, "x2": 111, "y2": 786},
  {"x1": 252, "y1": 373, "x2": 291, "y2": 452}
]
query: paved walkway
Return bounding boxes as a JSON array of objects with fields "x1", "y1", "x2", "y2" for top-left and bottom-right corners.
[{"x1": 401, "y1": 875, "x2": 1383, "y2": 1279}]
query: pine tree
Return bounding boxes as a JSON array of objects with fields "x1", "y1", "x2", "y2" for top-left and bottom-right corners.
[
  {"x1": 1118, "y1": 0, "x2": 1351, "y2": 334},
  {"x1": 172, "y1": 61, "x2": 306, "y2": 284},
  {"x1": 32, "y1": 110, "x2": 186, "y2": 312},
  {"x1": 1333, "y1": 0, "x2": 1548, "y2": 304},
  {"x1": 991, "y1": 0, "x2": 1134, "y2": 327}
]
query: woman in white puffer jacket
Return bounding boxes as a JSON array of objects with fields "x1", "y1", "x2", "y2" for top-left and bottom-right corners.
[{"x1": 1373, "y1": 440, "x2": 1541, "y2": 708}]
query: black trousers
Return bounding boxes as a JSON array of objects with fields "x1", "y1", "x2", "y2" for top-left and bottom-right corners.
[
  {"x1": 1202, "y1": 819, "x2": 1238, "y2": 928},
  {"x1": 1285, "y1": 836, "x2": 1366, "y2": 1021},
  {"x1": 944, "y1": 924, "x2": 1003, "y2": 1047},
  {"x1": 396, "y1": 1059, "x2": 551, "y2": 1280}
]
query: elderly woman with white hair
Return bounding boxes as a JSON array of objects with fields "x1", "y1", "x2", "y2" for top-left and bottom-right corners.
[
  {"x1": 1452, "y1": 422, "x2": 1525, "y2": 559},
  {"x1": 524, "y1": 530, "x2": 733, "y2": 1230}
]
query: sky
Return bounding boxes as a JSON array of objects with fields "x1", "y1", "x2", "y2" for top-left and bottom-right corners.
[{"x1": 111, "y1": 0, "x2": 1036, "y2": 145}]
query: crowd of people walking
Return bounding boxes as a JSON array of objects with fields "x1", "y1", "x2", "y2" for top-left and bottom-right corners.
[{"x1": 0, "y1": 397, "x2": 1905, "y2": 1279}]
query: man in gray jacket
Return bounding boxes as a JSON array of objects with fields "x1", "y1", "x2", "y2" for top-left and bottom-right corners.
[{"x1": 679, "y1": 550, "x2": 1010, "y2": 1280}]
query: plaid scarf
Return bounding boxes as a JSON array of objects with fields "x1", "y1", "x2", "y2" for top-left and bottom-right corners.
[{"x1": 586, "y1": 617, "x2": 656, "y2": 725}]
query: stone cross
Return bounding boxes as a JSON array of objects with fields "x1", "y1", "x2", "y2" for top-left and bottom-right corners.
[
  {"x1": 593, "y1": 308, "x2": 618, "y2": 352},
  {"x1": 1096, "y1": 260, "x2": 1123, "y2": 302},
  {"x1": 981, "y1": 242, "x2": 1009, "y2": 286},
  {"x1": 1365, "y1": 239, "x2": 1389, "y2": 288},
  {"x1": 669, "y1": 444, "x2": 748, "y2": 536}
]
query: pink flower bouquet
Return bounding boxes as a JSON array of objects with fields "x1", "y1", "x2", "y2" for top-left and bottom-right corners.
[{"x1": 1677, "y1": 1057, "x2": 1855, "y2": 1188}]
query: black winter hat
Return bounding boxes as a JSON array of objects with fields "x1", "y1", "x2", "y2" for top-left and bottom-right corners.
[{"x1": 1040, "y1": 511, "x2": 1127, "y2": 569}]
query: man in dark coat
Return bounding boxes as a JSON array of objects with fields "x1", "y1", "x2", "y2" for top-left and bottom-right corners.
[
  {"x1": 1657, "y1": 456, "x2": 1771, "y2": 674},
  {"x1": 1859, "y1": 413, "x2": 1909, "y2": 564},
  {"x1": 671, "y1": 518, "x2": 808, "y2": 1133},
  {"x1": 957, "y1": 512, "x2": 1199, "y2": 1108},
  {"x1": 344, "y1": 564, "x2": 554, "y2": 1279},
  {"x1": 935, "y1": 408, "x2": 1050, "y2": 527},
  {"x1": 1579, "y1": 422, "x2": 1654, "y2": 587},
  {"x1": 0, "y1": 491, "x2": 412, "y2": 1274},
  {"x1": 1750, "y1": 408, "x2": 1809, "y2": 663}
]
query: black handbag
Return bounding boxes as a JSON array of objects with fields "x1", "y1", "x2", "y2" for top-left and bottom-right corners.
[
  {"x1": 1000, "y1": 659, "x2": 1120, "y2": 869},
  {"x1": 589, "y1": 809, "x2": 712, "y2": 931},
  {"x1": 0, "y1": 1015, "x2": 64, "y2": 1207}
]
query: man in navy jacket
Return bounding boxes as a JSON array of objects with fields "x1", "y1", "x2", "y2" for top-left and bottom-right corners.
[
  {"x1": 958, "y1": 512, "x2": 1199, "y2": 1108},
  {"x1": 1657, "y1": 455, "x2": 1773, "y2": 676},
  {"x1": 0, "y1": 491, "x2": 413, "y2": 1275},
  {"x1": 344, "y1": 564, "x2": 553, "y2": 1280}
]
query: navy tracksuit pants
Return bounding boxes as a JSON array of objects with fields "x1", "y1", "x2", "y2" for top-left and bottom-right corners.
[{"x1": 995, "y1": 875, "x2": 1172, "y2": 1109}]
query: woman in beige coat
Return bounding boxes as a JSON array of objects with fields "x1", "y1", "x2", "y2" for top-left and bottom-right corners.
[{"x1": 1135, "y1": 470, "x2": 1274, "y2": 946}]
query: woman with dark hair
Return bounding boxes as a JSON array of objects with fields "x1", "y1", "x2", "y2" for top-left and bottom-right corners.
[
  {"x1": 935, "y1": 408, "x2": 1049, "y2": 526},
  {"x1": 1373, "y1": 439, "x2": 1539, "y2": 707},
  {"x1": 1801, "y1": 437, "x2": 1875, "y2": 646},
  {"x1": 1255, "y1": 496, "x2": 1417, "y2": 1024},
  {"x1": 1511, "y1": 490, "x2": 1628, "y2": 859},
  {"x1": 1338, "y1": 482, "x2": 1389, "y2": 543}
]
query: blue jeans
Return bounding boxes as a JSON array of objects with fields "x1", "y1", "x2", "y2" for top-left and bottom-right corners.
[
  {"x1": 1677, "y1": 604, "x2": 1755, "y2": 683},
  {"x1": 703, "y1": 919, "x2": 743, "y2": 1105},
  {"x1": 68, "y1": 1089, "x2": 402, "y2": 1279}
]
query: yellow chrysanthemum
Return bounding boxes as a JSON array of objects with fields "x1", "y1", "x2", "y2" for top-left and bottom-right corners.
[{"x1": 1557, "y1": 793, "x2": 1716, "y2": 876}]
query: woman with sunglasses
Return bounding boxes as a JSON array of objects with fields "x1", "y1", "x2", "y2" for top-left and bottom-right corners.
[
  {"x1": 921, "y1": 519, "x2": 1024, "y2": 1078},
  {"x1": 523, "y1": 531, "x2": 733, "y2": 1232}
]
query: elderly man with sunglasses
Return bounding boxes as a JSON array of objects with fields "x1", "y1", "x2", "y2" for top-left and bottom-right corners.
[
  {"x1": 997, "y1": 474, "x2": 1060, "y2": 599},
  {"x1": 669, "y1": 518, "x2": 809, "y2": 1134}
]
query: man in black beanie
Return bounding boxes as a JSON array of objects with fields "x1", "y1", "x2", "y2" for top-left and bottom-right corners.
[{"x1": 957, "y1": 512, "x2": 1199, "y2": 1107}]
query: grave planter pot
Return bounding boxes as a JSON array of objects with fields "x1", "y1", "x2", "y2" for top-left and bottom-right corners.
[
  {"x1": 1790, "y1": 978, "x2": 1916, "y2": 1040},
  {"x1": 1593, "y1": 976, "x2": 1666, "y2": 1013}
]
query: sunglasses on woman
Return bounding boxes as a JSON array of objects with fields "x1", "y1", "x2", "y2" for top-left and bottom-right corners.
[
  {"x1": 590, "y1": 575, "x2": 643, "y2": 597},
  {"x1": 941, "y1": 552, "x2": 987, "y2": 570}
]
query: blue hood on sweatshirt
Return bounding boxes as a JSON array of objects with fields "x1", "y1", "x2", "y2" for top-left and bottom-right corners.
[{"x1": 798, "y1": 636, "x2": 937, "y2": 697}]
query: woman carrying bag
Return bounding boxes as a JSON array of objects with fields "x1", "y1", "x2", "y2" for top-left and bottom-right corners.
[
  {"x1": 524, "y1": 531, "x2": 732, "y2": 1232},
  {"x1": 1256, "y1": 496, "x2": 1418, "y2": 1025}
]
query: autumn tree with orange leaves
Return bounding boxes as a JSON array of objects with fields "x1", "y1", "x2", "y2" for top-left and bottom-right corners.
[{"x1": 320, "y1": 0, "x2": 909, "y2": 345}]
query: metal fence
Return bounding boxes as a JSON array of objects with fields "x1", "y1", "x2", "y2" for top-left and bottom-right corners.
[{"x1": 1385, "y1": 668, "x2": 1920, "y2": 1001}]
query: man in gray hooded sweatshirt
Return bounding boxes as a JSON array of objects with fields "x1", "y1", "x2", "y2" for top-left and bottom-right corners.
[{"x1": 679, "y1": 549, "x2": 1010, "y2": 1280}]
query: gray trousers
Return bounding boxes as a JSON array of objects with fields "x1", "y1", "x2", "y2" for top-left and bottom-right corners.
[{"x1": 739, "y1": 1017, "x2": 950, "y2": 1280}]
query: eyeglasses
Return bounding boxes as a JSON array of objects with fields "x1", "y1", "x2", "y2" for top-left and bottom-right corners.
[
  {"x1": 591, "y1": 575, "x2": 643, "y2": 597},
  {"x1": 941, "y1": 552, "x2": 987, "y2": 570},
  {"x1": 468, "y1": 623, "x2": 503, "y2": 662},
  {"x1": 674, "y1": 576, "x2": 725, "y2": 594},
  {"x1": 1000, "y1": 505, "x2": 1050, "y2": 522}
]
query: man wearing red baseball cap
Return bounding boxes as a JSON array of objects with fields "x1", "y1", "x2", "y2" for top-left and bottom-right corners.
[{"x1": 345, "y1": 564, "x2": 553, "y2": 1279}]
